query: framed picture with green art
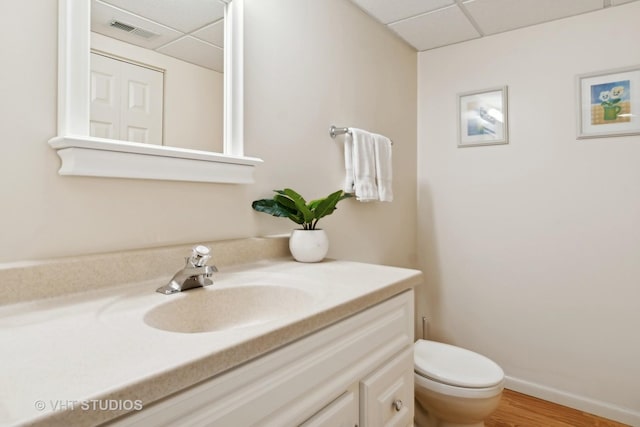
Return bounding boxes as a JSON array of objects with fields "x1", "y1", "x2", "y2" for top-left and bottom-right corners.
[
  {"x1": 457, "y1": 86, "x2": 508, "y2": 147},
  {"x1": 577, "y1": 65, "x2": 640, "y2": 138}
]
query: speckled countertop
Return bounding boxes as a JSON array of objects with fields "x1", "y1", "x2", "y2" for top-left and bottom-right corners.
[{"x1": 0, "y1": 257, "x2": 422, "y2": 427}]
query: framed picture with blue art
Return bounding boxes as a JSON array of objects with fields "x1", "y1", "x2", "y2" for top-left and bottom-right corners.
[
  {"x1": 458, "y1": 86, "x2": 508, "y2": 147},
  {"x1": 577, "y1": 65, "x2": 640, "y2": 138}
]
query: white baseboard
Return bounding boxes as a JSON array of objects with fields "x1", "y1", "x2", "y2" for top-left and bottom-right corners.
[{"x1": 505, "y1": 376, "x2": 640, "y2": 426}]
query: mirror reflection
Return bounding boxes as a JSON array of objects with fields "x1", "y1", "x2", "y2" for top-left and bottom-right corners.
[{"x1": 89, "y1": 0, "x2": 225, "y2": 153}]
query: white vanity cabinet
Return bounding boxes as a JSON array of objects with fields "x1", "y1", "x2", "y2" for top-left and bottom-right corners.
[{"x1": 110, "y1": 290, "x2": 414, "y2": 427}]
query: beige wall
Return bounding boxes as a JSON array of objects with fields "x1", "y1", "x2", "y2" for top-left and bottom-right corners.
[
  {"x1": 244, "y1": 0, "x2": 417, "y2": 269},
  {"x1": 417, "y1": 3, "x2": 640, "y2": 424},
  {"x1": 0, "y1": 0, "x2": 417, "y2": 272}
]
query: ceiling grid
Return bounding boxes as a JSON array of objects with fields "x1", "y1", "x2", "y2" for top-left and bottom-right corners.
[{"x1": 349, "y1": 0, "x2": 639, "y2": 51}]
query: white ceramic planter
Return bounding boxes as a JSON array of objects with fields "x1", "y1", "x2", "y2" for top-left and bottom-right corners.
[{"x1": 289, "y1": 229, "x2": 329, "y2": 263}]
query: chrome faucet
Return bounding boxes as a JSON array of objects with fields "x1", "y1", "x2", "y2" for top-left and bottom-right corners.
[{"x1": 156, "y1": 245, "x2": 218, "y2": 294}]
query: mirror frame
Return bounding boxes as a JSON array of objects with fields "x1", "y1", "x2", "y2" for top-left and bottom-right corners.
[{"x1": 49, "y1": 0, "x2": 262, "y2": 184}]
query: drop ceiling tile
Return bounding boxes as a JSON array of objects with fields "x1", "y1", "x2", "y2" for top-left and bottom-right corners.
[
  {"x1": 350, "y1": 0, "x2": 455, "y2": 24},
  {"x1": 462, "y1": 0, "x2": 604, "y2": 35},
  {"x1": 92, "y1": 0, "x2": 183, "y2": 50},
  {"x1": 192, "y1": 19, "x2": 224, "y2": 48},
  {"x1": 99, "y1": 0, "x2": 225, "y2": 33},
  {"x1": 389, "y1": 5, "x2": 481, "y2": 51},
  {"x1": 157, "y1": 36, "x2": 224, "y2": 72}
]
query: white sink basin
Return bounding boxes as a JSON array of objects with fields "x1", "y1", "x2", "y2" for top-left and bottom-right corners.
[{"x1": 143, "y1": 285, "x2": 314, "y2": 333}]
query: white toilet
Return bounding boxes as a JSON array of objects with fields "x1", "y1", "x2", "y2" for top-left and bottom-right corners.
[{"x1": 414, "y1": 339, "x2": 505, "y2": 427}]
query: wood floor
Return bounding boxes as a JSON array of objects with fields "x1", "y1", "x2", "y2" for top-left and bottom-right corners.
[{"x1": 485, "y1": 389, "x2": 630, "y2": 427}]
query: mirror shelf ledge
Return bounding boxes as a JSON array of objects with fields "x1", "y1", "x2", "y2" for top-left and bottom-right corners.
[{"x1": 48, "y1": 135, "x2": 262, "y2": 183}]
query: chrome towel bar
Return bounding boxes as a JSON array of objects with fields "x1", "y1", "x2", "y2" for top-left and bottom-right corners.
[
  {"x1": 329, "y1": 125, "x2": 393, "y2": 144},
  {"x1": 329, "y1": 125, "x2": 350, "y2": 139}
]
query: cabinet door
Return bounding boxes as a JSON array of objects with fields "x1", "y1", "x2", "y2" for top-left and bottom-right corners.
[
  {"x1": 300, "y1": 385, "x2": 358, "y2": 427},
  {"x1": 360, "y1": 347, "x2": 414, "y2": 427}
]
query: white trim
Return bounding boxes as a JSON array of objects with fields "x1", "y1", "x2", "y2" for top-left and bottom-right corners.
[
  {"x1": 224, "y1": 0, "x2": 244, "y2": 156},
  {"x1": 57, "y1": 0, "x2": 89, "y2": 136},
  {"x1": 51, "y1": 0, "x2": 261, "y2": 184},
  {"x1": 505, "y1": 376, "x2": 640, "y2": 426},
  {"x1": 49, "y1": 136, "x2": 261, "y2": 183}
]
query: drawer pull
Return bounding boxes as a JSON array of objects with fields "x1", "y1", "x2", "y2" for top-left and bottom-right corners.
[{"x1": 393, "y1": 399, "x2": 403, "y2": 412}]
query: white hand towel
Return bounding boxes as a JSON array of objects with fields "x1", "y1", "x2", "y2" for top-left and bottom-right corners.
[
  {"x1": 351, "y1": 128, "x2": 378, "y2": 202},
  {"x1": 373, "y1": 133, "x2": 393, "y2": 202},
  {"x1": 343, "y1": 132, "x2": 354, "y2": 194}
]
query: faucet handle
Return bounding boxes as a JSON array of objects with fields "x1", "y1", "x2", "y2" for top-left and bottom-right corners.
[{"x1": 190, "y1": 245, "x2": 212, "y2": 267}]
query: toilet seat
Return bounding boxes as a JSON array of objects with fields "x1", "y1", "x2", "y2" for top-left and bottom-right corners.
[{"x1": 414, "y1": 340, "x2": 504, "y2": 388}]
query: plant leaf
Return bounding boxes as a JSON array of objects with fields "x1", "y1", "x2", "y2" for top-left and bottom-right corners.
[
  {"x1": 307, "y1": 198, "x2": 323, "y2": 211},
  {"x1": 339, "y1": 192, "x2": 353, "y2": 201},
  {"x1": 252, "y1": 199, "x2": 296, "y2": 219},
  {"x1": 313, "y1": 190, "x2": 345, "y2": 221},
  {"x1": 273, "y1": 194, "x2": 298, "y2": 212},
  {"x1": 287, "y1": 212, "x2": 305, "y2": 225},
  {"x1": 283, "y1": 188, "x2": 314, "y2": 225}
]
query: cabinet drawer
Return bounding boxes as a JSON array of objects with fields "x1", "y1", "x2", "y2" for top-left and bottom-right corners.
[
  {"x1": 360, "y1": 347, "x2": 414, "y2": 427},
  {"x1": 300, "y1": 384, "x2": 358, "y2": 427}
]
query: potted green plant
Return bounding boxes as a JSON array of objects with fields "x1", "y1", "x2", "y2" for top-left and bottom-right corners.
[{"x1": 252, "y1": 188, "x2": 351, "y2": 262}]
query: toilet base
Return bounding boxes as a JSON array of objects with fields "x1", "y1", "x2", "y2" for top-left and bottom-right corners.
[
  {"x1": 415, "y1": 397, "x2": 484, "y2": 427},
  {"x1": 414, "y1": 378, "x2": 503, "y2": 427},
  {"x1": 413, "y1": 401, "x2": 485, "y2": 427}
]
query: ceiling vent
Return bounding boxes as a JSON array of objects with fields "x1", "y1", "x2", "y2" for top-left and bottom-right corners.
[{"x1": 109, "y1": 20, "x2": 159, "y2": 39}]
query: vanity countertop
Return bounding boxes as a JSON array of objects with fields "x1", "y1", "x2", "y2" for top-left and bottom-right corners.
[{"x1": 0, "y1": 258, "x2": 422, "y2": 427}]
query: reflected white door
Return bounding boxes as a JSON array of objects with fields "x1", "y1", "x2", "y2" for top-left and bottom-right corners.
[{"x1": 90, "y1": 52, "x2": 163, "y2": 145}]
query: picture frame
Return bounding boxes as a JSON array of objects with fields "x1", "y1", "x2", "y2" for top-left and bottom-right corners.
[
  {"x1": 577, "y1": 65, "x2": 640, "y2": 139},
  {"x1": 457, "y1": 86, "x2": 508, "y2": 147}
]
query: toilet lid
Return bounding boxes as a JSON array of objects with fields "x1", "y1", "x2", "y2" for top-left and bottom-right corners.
[{"x1": 414, "y1": 340, "x2": 504, "y2": 388}]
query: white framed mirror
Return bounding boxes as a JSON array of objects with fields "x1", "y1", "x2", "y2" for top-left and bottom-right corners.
[{"x1": 49, "y1": 0, "x2": 262, "y2": 184}]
